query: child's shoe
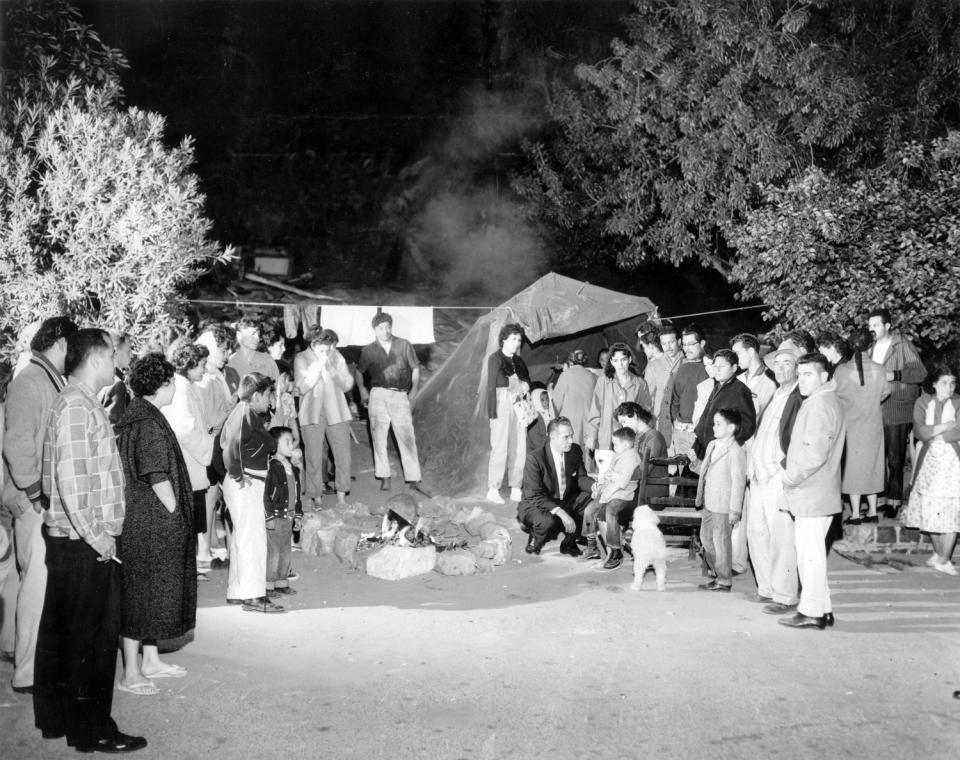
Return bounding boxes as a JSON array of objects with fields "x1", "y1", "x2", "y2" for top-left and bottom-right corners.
[{"x1": 579, "y1": 535, "x2": 602, "y2": 562}]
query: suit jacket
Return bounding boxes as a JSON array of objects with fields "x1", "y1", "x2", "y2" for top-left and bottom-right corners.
[
  {"x1": 294, "y1": 347, "x2": 354, "y2": 426},
  {"x1": 781, "y1": 381, "x2": 845, "y2": 517},
  {"x1": 518, "y1": 443, "x2": 594, "y2": 517},
  {"x1": 693, "y1": 438, "x2": 747, "y2": 514}
]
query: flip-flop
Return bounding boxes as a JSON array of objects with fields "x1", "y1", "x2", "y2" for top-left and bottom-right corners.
[
  {"x1": 117, "y1": 680, "x2": 159, "y2": 696},
  {"x1": 141, "y1": 664, "x2": 187, "y2": 679}
]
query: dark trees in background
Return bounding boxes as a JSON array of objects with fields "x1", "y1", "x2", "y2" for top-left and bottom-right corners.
[{"x1": 516, "y1": 0, "x2": 960, "y2": 342}]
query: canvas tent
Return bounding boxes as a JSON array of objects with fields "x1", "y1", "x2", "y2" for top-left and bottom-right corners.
[{"x1": 412, "y1": 272, "x2": 657, "y2": 495}]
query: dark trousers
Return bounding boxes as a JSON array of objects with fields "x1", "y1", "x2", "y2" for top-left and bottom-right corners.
[
  {"x1": 583, "y1": 498, "x2": 635, "y2": 549},
  {"x1": 34, "y1": 529, "x2": 120, "y2": 747},
  {"x1": 518, "y1": 491, "x2": 591, "y2": 547},
  {"x1": 882, "y1": 422, "x2": 911, "y2": 502}
]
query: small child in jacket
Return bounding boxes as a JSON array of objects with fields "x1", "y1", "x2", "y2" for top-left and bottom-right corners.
[
  {"x1": 689, "y1": 408, "x2": 747, "y2": 590},
  {"x1": 264, "y1": 426, "x2": 303, "y2": 597},
  {"x1": 582, "y1": 427, "x2": 643, "y2": 570}
]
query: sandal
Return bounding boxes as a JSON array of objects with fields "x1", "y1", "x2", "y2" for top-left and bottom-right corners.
[
  {"x1": 117, "y1": 680, "x2": 159, "y2": 696},
  {"x1": 141, "y1": 663, "x2": 187, "y2": 678}
]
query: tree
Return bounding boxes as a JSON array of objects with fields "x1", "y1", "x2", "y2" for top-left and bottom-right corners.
[
  {"x1": 0, "y1": 1, "x2": 231, "y2": 354},
  {"x1": 728, "y1": 133, "x2": 960, "y2": 346},
  {"x1": 514, "y1": 0, "x2": 865, "y2": 275},
  {"x1": 514, "y1": 0, "x2": 960, "y2": 278}
]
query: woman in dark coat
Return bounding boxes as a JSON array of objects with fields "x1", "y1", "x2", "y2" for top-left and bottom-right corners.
[{"x1": 116, "y1": 353, "x2": 196, "y2": 695}]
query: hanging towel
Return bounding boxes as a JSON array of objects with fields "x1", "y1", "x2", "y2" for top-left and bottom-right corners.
[
  {"x1": 319, "y1": 305, "x2": 435, "y2": 346},
  {"x1": 301, "y1": 304, "x2": 320, "y2": 336},
  {"x1": 385, "y1": 306, "x2": 435, "y2": 344},
  {"x1": 283, "y1": 304, "x2": 301, "y2": 339}
]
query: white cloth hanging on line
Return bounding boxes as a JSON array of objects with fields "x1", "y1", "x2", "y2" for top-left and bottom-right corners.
[{"x1": 319, "y1": 305, "x2": 435, "y2": 346}]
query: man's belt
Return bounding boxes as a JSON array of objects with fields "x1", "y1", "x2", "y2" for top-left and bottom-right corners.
[{"x1": 674, "y1": 421, "x2": 695, "y2": 432}]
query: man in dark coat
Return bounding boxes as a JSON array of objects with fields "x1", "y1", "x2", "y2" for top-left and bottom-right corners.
[
  {"x1": 693, "y1": 349, "x2": 757, "y2": 459},
  {"x1": 517, "y1": 416, "x2": 594, "y2": 557}
]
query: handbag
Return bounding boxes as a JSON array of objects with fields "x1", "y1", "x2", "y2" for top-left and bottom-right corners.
[{"x1": 513, "y1": 393, "x2": 538, "y2": 427}]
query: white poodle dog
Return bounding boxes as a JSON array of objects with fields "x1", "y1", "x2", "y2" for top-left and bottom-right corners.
[{"x1": 629, "y1": 505, "x2": 668, "y2": 591}]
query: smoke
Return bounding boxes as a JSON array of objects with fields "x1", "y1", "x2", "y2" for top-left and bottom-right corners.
[{"x1": 385, "y1": 86, "x2": 547, "y2": 301}]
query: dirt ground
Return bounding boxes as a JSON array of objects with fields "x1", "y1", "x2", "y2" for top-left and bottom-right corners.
[{"x1": 3, "y1": 428, "x2": 960, "y2": 760}]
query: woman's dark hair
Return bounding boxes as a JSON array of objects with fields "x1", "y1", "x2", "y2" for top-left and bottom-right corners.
[
  {"x1": 924, "y1": 362, "x2": 957, "y2": 395},
  {"x1": 816, "y1": 330, "x2": 850, "y2": 359},
  {"x1": 847, "y1": 327, "x2": 873, "y2": 386},
  {"x1": 783, "y1": 330, "x2": 816, "y2": 354},
  {"x1": 603, "y1": 342, "x2": 639, "y2": 379},
  {"x1": 128, "y1": 353, "x2": 175, "y2": 398},
  {"x1": 261, "y1": 321, "x2": 284, "y2": 348},
  {"x1": 498, "y1": 323, "x2": 524, "y2": 349},
  {"x1": 171, "y1": 343, "x2": 208, "y2": 376},
  {"x1": 615, "y1": 401, "x2": 654, "y2": 427}
]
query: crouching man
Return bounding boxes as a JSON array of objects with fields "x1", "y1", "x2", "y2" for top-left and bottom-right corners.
[{"x1": 517, "y1": 416, "x2": 593, "y2": 557}]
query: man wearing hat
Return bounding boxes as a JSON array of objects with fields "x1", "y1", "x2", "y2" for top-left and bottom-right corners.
[{"x1": 746, "y1": 343, "x2": 803, "y2": 613}]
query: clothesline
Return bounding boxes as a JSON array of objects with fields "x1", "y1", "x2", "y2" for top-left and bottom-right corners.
[{"x1": 184, "y1": 298, "x2": 768, "y2": 318}]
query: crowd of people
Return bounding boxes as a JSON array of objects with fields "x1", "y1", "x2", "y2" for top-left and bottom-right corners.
[
  {"x1": 486, "y1": 308, "x2": 958, "y2": 630},
  {"x1": 1, "y1": 303, "x2": 957, "y2": 750},
  {"x1": 0, "y1": 311, "x2": 425, "y2": 753}
]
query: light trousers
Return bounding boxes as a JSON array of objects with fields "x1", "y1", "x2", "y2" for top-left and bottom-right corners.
[
  {"x1": 302, "y1": 419, "x2": 352, "y2": 497},
  {"x1": 795, "y1": 515, "x2": 834, "y2": 618},
  {"x1": 0, "y1": 526, "x2": 17, "y2": 655},
  {"x1": 224, "y1": 474, "x2": 267, "y2": 601},
  {"x1": 13, "y1": 504, "x2": 46, "y2": 688},
  {"x1": 369, "y1": 388, "x2": 421, "y2": 482},
  {"x1": 196, "y1": 483, "x2": 222, "y2": 563},
  {"x1": 487, "y1": 389, "x2": 524, "y2": 490},
  {"x1": 746, "y1": 475, "x2": 799, "y2": 605}
]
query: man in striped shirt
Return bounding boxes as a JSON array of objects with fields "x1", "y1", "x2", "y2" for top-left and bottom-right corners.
[{"x1": 35, "y1": 328, "x2": 146, "y2": 753}]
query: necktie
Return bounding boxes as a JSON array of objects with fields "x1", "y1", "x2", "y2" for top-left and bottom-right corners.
[{"x1": 558, "y1": 455, "x2": 566, "y2": 500}]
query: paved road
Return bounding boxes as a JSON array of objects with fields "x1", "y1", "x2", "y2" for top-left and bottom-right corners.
[{"x1": 3, "y1": 539, "x2": 958, "y2": 760}]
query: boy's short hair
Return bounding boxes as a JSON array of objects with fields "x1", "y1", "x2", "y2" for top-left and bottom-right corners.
[
  {"x1": 238, "y1": 372, "x2": 274, "y2": 401},
  {"x1": 611, "y1": 427, "x2": 637, "y2": 446},
  {"x1": 614, "y1": 402, "x2": 653, "y2": 427},
  {"x1": 714, "y1": 407, "x2": 742, "y2": 434},
  {"x1": 372, "y1": 312, "x2": 393, "y2": 329},
  {"x1": 713, "y1": 348, "x2": 739, "y2": 367},
  {"x1": 797, "y1": 352, "x2": 831, "y2": 374},
  {"x1": 268, "y1": 426, "x2": 293, "y2": 442}
]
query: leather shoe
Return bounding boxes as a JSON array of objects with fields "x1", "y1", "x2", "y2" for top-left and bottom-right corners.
[
  {"x1": 559, "y1": 537, "x2": 581, "y2": 558},
  {"x1": 42, "y1": 729, "x2": 65, "y2": 740},
  {"x1": 762, "y1": 602, "x2": 797, "y2": 615},
  {"x1": 601, "y1": 549, "x2": 623, "y2": 570},
  {"x1": 778, "y1": 612, "x2": 827, "y2": 630},
  {"x1": 744, "y1": 592, "x2": 773, "y2": 604},
  {"x1": 12, "y1": 684, "x2": 33, "y2": 695},
  {"x1": 76, "y1": 731, "x2": 147, "y2": 753},
  {"x1": 524, "y1": 537, "x2": 541, "y2": 555},
  {"x1": 225, "y1": 598, "x2": 243, "y2": 605},
  {"x1": 698, "y1": 580, "x2": 731, "y2": 592},
  {"x1": 824, "y1": 612, "x2": 835, "y2": 627}
]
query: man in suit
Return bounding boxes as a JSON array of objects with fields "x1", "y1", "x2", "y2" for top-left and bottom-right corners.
[
  {"x1": 517, "y1": 416, "x2": 594, "y2": 557},
  {"x1": 294, "y1": 328, "x2": 355, "y2": 508},
  {"x1": 779, "y1": 352, "x2": 845, "y2": 630}
]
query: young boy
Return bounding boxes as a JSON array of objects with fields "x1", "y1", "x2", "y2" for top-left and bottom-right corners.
[
  {"x1": 689, "y1": 408, "x2": 747, "y2": 591},
  {"x1": 581, "y1": 427, "x2": 643, "y2": 570},
  {"x1": 264, "y1": 427, "x2": 302, "y2": 597},
  {"x1": 221, "y1": 373, "x2": 284, "y2": 613}
]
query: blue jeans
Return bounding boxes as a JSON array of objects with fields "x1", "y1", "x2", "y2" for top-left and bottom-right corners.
[{"x1": 700, "y1": 509, "x2": 732, "y2": 585}]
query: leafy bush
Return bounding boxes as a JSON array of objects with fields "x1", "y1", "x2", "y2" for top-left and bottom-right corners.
[{"x1": 0, "y1": 1, "x2": 231, "y2": 355}]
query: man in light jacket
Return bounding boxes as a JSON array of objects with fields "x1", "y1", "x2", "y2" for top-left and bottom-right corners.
[
  {"x1": 295, "y1": 328, "x2": 354, "y2": 507},
  {"x1": 778, "y1": 352, "x2": 845, "y2": 630},
  {"x1": 2, "y1": 317, "x2": 77, "y2": 694}
]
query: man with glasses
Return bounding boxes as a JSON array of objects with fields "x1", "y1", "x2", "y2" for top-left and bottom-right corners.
[{"x1": 668, "y1": 325, "x2": 709, "y2": 461}]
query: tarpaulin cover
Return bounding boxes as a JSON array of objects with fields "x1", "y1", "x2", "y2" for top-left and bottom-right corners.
[{"x1": 412, "y1": 273, "x2": 656, "y2": 495}]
